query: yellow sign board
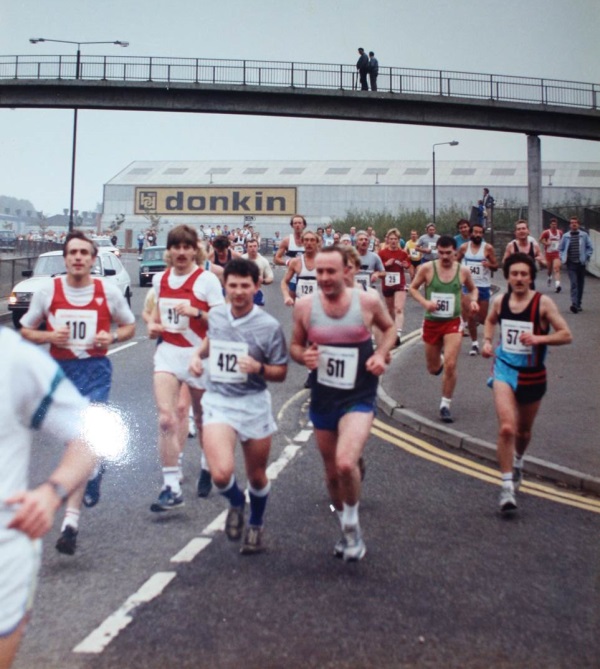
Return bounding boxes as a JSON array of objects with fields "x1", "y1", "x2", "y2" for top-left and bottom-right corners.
[{"x1": 135, "y1": 187, "x2": 297, "y2": 216}]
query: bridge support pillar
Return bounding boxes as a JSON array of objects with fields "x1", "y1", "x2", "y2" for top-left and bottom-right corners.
[{"x1": 527, "y1": 134, "x2": 542, "y2": 238}]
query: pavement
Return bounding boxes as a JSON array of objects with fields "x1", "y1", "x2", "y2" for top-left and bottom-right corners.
[
  {"x1": 2, "y1": 270, "x2": 598, "y2": 495},
  {"x1": 378, "y1": 271, "x2": 600, "y2": 495}
]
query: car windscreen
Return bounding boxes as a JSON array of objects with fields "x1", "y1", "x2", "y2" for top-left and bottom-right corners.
[
  {"x1": 144, "y1": 249, "x2": 166, "y2": 261},
  {"x1": 33, "y1": 255, "x2": 67, "y2": 276}
]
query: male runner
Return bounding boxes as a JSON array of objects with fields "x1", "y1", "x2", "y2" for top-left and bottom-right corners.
[
  {"x1": 456, "y1": 222, "x2": 499, "y2": 355},
  {"x1": 416, "y1": 223, "x2": 440, "y2": 263},
  {"x1": 274, "y1": 214, "x2": 306, "y2": 267},
  {"x1": 482, "y1": 253, "x2": 572, "y2": 513},
  {"x1": 281, "y1": 229, "x2": 319, "y2": 305},
  {"x1": 539, "y1": 218, "x2": 563, "y2": 292},
  {"x1": 242, "y1": 237, "x2": 274, "y2": 306},
  {"x1": 502, "y1": 220, "x2": 545, "y2": 267},
  {"x1": 355, "y1": 229, "x2": 385, "y2": 291},
  {"x1": 378, "y1": 228, "x2": 410, "y2": 345},
  {"x1": 20, "y1": 231, "x2": 135, "y2": 555},
  {"x1": 409, "y1": 235, "x2": 479, "y2": 424},
  {"x1": 0, "y1": 327, "x2": 96, "y2": 669},
  {"x1": 290, "y1": 246, "x2": 396, "y2": 562},
  {"x1": 147, "y1": 225, "x2": 224, "y2": 511},
  {"x1": 190, "y1": 259, "x2": 288, "y2": 554}
]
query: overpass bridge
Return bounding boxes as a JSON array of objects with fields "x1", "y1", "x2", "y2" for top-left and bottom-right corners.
[{"x1": 1, "y1": 55, "x2": 599, "y2": 233}]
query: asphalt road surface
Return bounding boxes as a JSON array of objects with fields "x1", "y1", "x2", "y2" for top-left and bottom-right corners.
[{"x1": 12, "y1": 257, "x2": 600, "y2": 669}]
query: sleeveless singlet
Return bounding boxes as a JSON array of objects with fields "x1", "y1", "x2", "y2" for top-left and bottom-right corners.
[
  {"x1": 424, "y1": 262, "x2": 462, "y2": 321},
  {"x1": 462, "y1": 241, "x2": 491, "y2": 288},
  {"x1": 496, "y1": 292, "x2": 548, "y2": 370}
]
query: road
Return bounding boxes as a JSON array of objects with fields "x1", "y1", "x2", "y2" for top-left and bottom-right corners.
[{"x1": 13, "y1": 256, "x2": 600, "y2": 669}]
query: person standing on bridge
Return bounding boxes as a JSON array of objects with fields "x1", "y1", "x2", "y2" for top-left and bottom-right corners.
[
  {"x1": 482, "y1": 253, "x2": 572, "y2": 514},
  {"x1": 290, "y1": 246, "x2": 396, "y2": 562},
  {"x1": 19, "y1": 231, "x2": 135, "y2": 556},
  {"x1": 356, "y1": 47, "x2": 369, "y2": 91},
  {"x1": 368, "y1": 51, "x2": 379, "y2": 91}
]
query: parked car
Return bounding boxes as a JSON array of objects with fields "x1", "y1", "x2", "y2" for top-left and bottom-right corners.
[
  {"x1": 8, "y1": 249, "x2": 132, "y2": 328},
  {"x1": 0, "y1": 229, "x2": 18, "y2": 252},
  {"x1": 138, "y1": 245, "x2": 167, "y2": 287},
  {"x1": 93, "y1": 236, "x2": 121, "y2": 257}
]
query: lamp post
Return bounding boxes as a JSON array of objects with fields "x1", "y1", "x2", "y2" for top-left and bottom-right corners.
[
  {"x1": 432, "y1": 141, "x2": 458, "y2": 225},
  {"x1": 29, "y1": 38, "x2": 129, "y2": 231}
]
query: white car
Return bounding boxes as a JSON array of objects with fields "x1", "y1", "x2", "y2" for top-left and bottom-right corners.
[
  {"x1": 8, "y1": 249, "x2": 132, "y2": 328},
  {"x1": 93, "y1": 237, "x2": 121, "y2": 257}
]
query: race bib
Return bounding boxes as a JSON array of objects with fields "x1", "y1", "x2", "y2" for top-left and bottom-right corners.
[
  {"x1": 296, "y1": 278, "x2": 317, "y2": 296},
  {"x1": 209, "y1": 339, "x2": 249, "y2": 383},
  {"x1": 501, "y1": 320, "x2": 533, "y2": 355},
  {"x1": 234, "y1": 245, "x2": 244, "y2": 254},
  {"x1": 409, "y1": 248, "x2": 420, "y2": 259},
  {"x1": 549, "y1": 240, "x2": 559, "y2": 252},
  {"x1": 355, "y1": 272, "x2": 370, "y2": 291},
  {"x1": 431, "y1": 292, "x2": 455, "y2": 318},
  {"x1": 159, "y1": 298, "x2": 190, "y2": 333},
  {"x1": 467, "y1": 262, "x2": 482, "y2": 276},
  {"x1": 54, "y1": 309, "x2": 98, "y2": 349},
  {"x1": 317, "y1": 345, "x2": 358, "y2": 390},
  {"x1": 384, "y1": 272, "x2": 401, "y2": 287}
]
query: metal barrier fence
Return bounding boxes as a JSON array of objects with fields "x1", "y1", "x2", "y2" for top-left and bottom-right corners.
[{"x1": 1, "y1": 55, "x2": 598, "y2": 110}]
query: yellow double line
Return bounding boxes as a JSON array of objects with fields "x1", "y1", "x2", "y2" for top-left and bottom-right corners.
[{"x1": 372, "y1": 418, "x2": 600, "y2": 515}]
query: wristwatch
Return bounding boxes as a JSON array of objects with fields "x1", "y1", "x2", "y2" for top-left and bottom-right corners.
[
  {"x1": 112, "y1": 331, "x2": 119, "y2": 344},
  {"x1": 45, "y1": 480, "x2": 69, "y2": 504}
]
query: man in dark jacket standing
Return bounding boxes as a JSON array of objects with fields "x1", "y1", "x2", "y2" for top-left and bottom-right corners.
[
  {"x1": 356, "y1": 48, "x2": 369, "y2": 91},
  {"x1": 368, "y1": 51, "x2": 379, "y2": 91}
]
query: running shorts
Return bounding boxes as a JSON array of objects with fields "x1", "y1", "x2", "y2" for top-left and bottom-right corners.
[
  {"x1": 201, "y1": 389, "x2": 276, "y2": 441},
  {"x1": 492, "y1": 357, "x2": 547, "y2": 404},
  {"x1": 154, "y1": 341, "x2": 205, "y2": 390},
  {"x1": 422, "y1": 317, "x2": 463, "y2": 346},
  {"x1": 309, "y1": 400, "x2": 376, "y2": 432}
]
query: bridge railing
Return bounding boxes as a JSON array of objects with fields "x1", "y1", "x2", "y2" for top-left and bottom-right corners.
[{"x1": 1, "y1": 55, "x2": 598, "y2": 110}]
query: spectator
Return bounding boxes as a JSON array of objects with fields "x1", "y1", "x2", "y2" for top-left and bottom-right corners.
[
  {"x1": 356, "y1": 48, "x2": 369, "y2": 91},
  {"x1": 368, "y1": 51, "x2": 379, "y2": 91}
]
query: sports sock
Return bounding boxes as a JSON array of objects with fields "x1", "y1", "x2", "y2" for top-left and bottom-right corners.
[
  {"x1": 248, "y1": 481, "x2": 271, "y2": 526},
  {"x1": 342, "y1": 502, "x2": 360, "y2": 528},
  {"x1": 215, "y1": 474, "x2": 245, "y2": 508},
  {"x1": 440, "y1": 397, "x2": 452, "y2": 410},
  {"x1": 501, "y1": 472, "x2": 514, "y2": 491},
  {"x1": 162, "y1": 467, "x2": 181, "y2": 494},
  {"x1": 514, "y1": 454, "x2": 524, "y2": 469},
  {"x1": 61, "y1": 508, "x2": 80, "y2": 532},
  {"x1": 200, "y1": 452, "x2": 209, "y2": 471}
]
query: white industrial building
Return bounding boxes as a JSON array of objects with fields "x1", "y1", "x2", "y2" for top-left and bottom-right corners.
[{"x1": 101, "y1": 160, "x2": 600, "y2": 243}]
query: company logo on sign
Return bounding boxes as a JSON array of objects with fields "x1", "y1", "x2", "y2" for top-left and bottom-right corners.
[{"x1": 135, "y1": 187, "x2": 296, "y2": 216}]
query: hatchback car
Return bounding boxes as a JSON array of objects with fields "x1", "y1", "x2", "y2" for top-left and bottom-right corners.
[
  {"x1": 8, "y1": 249, "x2": 132, "y2": 328},
  {"x1": 138, "y1": 245, "x2": 167, "y2": 286}
]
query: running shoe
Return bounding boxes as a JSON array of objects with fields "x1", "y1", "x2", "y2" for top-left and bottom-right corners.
[
  {"x1": 83, "y1": 463, "x2": 105, "y2": 508},
  {"x1": 187, "y1": 416, "x2": 197, "y2": 438},
  {"x1": 225, "y1": 504, "x2": 245, "y2": 541},
  {"x1": 55, "y1": 525, "x2": 78, "y2": 556},
  {"x1": 499, "y1": 488, "x2": 517, "y2": 514},
  {"x1": 440, "y1": 406, "x2": 454, "y2": 423},
  {"x1": 555, "y1": 284, "x2": 561, "y2": 293},
  {"x1": 150, "y1": 486, "x2": 184, "y2": 512},
  {"x1": 333, "y1": 535, "x2": 346, "y2": 558},
  {"x1": 469, "y1": 342, "x2": 480, "y2": 356},
  {"x1": 547, "y1": 276, "x2": 552, "y2": 286},
  {"x1": 342, "y1": 525, "x2": 366, "y2": 562},
  {"x1": 197, "y1": 468, "x2": 212, "y2": 498},
  {"x1": 513, "y1": 467, "x2": 523, "y2": 492},
  {"x1": 434, "y1": 354, "x2": 445, "y2": 376},
  {"x1": 240, "y1": 525, "x2": 266, "y2": 555}
]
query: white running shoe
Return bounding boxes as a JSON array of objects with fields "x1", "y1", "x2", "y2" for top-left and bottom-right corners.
[
  {"x1": 499, "y1": 488, "x2": 517, "y2": 514},
  {"x1": 342, "y1": 525, "x2": 366, "y2": 562},
  {"x1": 469, "y1": 342, "x2": 480, "y2": 356}
]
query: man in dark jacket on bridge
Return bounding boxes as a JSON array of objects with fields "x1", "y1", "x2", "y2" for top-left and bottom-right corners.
[
  {"x1": 368, "y1": 51, "x2": 379, "y2": 91},
  {"x1": 356, "y1": 48, "x2": 369, "y2": 91}
]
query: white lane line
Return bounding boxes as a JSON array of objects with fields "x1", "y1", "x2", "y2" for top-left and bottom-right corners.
[
  {"x1": 107, "y1": 341, "x2": 137, "y2": 356},
  {"x1": 292, "y1": 429, "x2": 313, "y2": 443},
  {"x1": 170, "y1": 537, "x2": 212, "y2": 563},
  {"x1": 267, "y1": 444, "x2": 301, "y2": 480},
  {"x1": 72, "y1": 572, "x2": 176, "y2": 654}
]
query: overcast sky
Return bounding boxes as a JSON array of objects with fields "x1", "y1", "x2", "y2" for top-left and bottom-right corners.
[{"x1": 1, "y1": 0, "x2": 598, "y2": 215}]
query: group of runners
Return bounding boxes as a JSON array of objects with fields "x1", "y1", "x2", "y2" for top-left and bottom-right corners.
[{"x1": 2, "y1": 212, "x2": 586, "y2": 667}]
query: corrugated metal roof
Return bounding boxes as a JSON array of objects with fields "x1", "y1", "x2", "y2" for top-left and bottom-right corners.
[{"x1": 106, "y1": 160, "x2": 600, "y2": 188}]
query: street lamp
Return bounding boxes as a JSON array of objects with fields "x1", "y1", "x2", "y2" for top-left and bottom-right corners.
[
  {"x1": 432, "y1": 141, "x2": 459, "y2": 225},
  {"x1": 29, "y1": 38, "x2": 129, "y2": 231}
]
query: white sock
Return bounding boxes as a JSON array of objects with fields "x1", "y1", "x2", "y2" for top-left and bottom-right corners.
[
  {"x1": 162, "y1": 467, "x2": 181, "y2": 494},
  {"x1": 342, "y1": 502, "x2": 360, "y2": 528},
  {"x1": 201, "y1": 452, "x2": 209, "y2": 471},
  {"x1": 62, "y1": 508, "x2": 80, "y2": 532},
  {"x1": 501, "y1": 473, "x2": 514, "y2": 491},
  {"x1": 440, "y1": 397, "x2": 452, "y2": 410}
]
